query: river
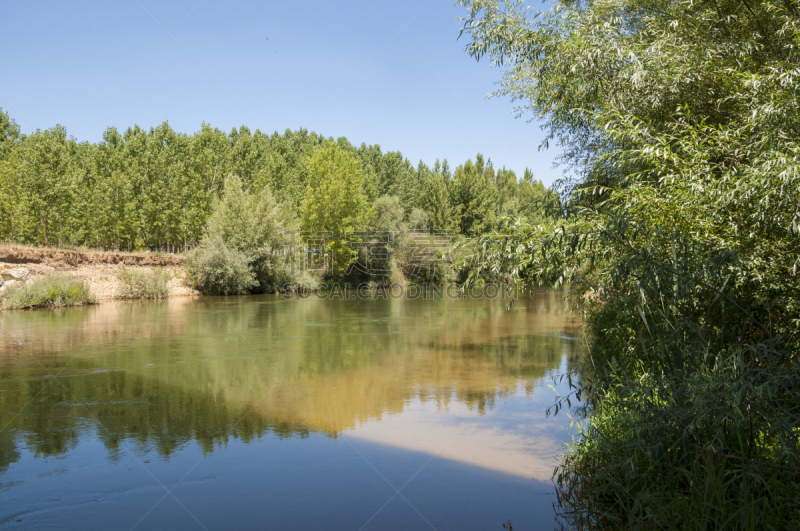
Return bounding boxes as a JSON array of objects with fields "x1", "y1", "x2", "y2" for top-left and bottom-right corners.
[{"x1": 0, "y1": 289, "x2": 584, "y2": 530}]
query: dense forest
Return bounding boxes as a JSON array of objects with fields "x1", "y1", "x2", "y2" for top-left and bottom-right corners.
[
  {"x1": 0, "y1": 110, "x2": 555, "y2": 253},
  {"x1": 460, "y1": 0, "x2": 800, "y2": 528}
]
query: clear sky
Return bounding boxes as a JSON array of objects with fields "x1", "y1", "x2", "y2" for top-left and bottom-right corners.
[{"x1": 0, "y1": 0, "x2": 562, "y2": 186}]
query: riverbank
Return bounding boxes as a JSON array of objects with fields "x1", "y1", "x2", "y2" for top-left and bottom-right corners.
[{"x1": 0, "y1": 245, "x2": 198, "y2": 302}]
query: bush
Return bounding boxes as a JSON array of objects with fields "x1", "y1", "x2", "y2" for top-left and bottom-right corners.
[
  {"x1": 268, "y1": 265, "x2": 319, "y2": 293},
  {"x1": 0, "y1": 275, "x2": 94, "y2": 309},
  {"x1": 187, "y1": 175, "x2": 288, "y2": 295},
  {"x1": 187, "y1": 234, "x2": 256, "y2": 295},
  {"x1": 389, "y1": 258, "x2": 407, "y2": 287},
  {"x1": 394, "y1": 234, "x2": 454, "y2": 284},
  {"x1": 557, "y1": 351, "x2": 800, "y2": 529},
  {"x1": 117, "y1": 268, "x2": 170, "y2": 299}
]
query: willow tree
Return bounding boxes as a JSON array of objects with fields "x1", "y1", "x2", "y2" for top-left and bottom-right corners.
[
  {"x1": 459, "y1": 0, "x2": 800, "y2": 527},
  {"x1": 188, "y1": 175, "x2": 286, "y2": 295}
]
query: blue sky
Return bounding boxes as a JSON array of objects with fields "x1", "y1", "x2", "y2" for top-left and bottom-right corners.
[{"x1": 0, "y1": 0, "x2": 563, "y2": 185}]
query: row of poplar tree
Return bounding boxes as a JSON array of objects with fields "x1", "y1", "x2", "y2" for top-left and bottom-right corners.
[{"x1": 0, "y1": 110, "x2": 556, "y2": 252}]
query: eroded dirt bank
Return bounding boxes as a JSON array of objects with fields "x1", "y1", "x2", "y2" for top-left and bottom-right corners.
[{"x1": 0, "y1": 246, "x2": 198, "y2": 301}]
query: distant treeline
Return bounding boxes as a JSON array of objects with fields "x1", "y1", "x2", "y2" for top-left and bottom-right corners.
[{"x1": 0, "y1": 110, "x2": 557, "y2": 252}]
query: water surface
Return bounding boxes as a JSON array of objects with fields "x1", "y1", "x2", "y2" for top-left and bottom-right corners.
[{"x1": 0, "y1": 290, "x2": 584, "y2": 530}]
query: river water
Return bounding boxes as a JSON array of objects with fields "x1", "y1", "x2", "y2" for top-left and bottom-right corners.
[{"x1": 0, "y1": 289, "x2": 584, "y2": 530}]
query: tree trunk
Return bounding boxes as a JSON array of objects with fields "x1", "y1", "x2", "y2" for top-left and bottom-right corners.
[{"x1": 41, "y1": 215, "x2": 49, "y2": 247}]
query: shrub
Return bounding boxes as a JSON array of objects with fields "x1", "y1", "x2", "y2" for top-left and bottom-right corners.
[
  {"x1": 117, "y1": 268, "x2": 170, "y2": 299},
  {"x1": 459, "y1": 0, "x2": 800, "y2": 526},
  {"x1": 268, "y1": 266, "x2": 319, "y2": 293},
  {"x1": 187, "y1": 175, "x2": 287, "y2": 295},
  {"x1": 556, "y1": 348, "x2": 800, "y2": 529},
  {"x1": 0, "y1": 275, "x2": 94, "y2": 309},
  {"x1": 187, "y1": 234, "x2": 256, "y2": 295},
  {"x1": 394, "y1": 234, "x2": 454, "y2": 284},
  {"x1": 389, "y1": 258, "x2": 407, "y2": 287}
]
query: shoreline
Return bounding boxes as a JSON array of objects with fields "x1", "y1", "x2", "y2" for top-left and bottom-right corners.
[{"x1": 0, "y1": 245, "x2": 199, "y2": 302}]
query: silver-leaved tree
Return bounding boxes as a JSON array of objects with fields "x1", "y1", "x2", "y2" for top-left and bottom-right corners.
[{"x1": 457, "y1": 0, "x2": 800, "y2": 527}]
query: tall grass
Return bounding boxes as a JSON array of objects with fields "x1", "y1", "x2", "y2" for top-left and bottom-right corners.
[
  {"x1": 0, "y1": 275, "x2": 94, "y2": 309},
  {"x1": 117, "y1": 268, "x2": 171, "y2": 299}
]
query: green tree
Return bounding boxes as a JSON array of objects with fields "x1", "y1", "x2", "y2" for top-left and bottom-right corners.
[
  {"x1": 189, "y1": 175, "x2": 284, "y2": 294},
  {"x1": 356, "y1": 144, "x2": 412, "y2": 198},
  {"x1": 403, "y1": 161, "x2": 430, "y2": 216},
  {"x1": 18, "y1": 126, "x2": 77, "y2": 246},
  {"x1": 0, "y1": 110, "x2": 24, "y2": 243},
  {"x1": 301, "y1": 142, "x2": 370, "y2": 277},
  {"x1": 407, "y1": 208, "x2": 429, "y2": 231},
  {"x1": 423, "y1": 160, "x2": 456, "y2": 232},
  {"x1": 0, "y1": 109, "x2": 20, "y2": 159},
  {"x1": 0, "y1": 108, "x2": 548, "y2": 251},
  {"x1": 265, "y1": 128, "x2": 325, "y2": 208},
  {"x1": 459, "y1": 0, "x2": 800, "y2": 527},
  {"x1": 517, "y1": 169, "x2": 559, "y2": 224},
  {"x1": 92, "y1": 128, "x2": 138, "y2": 250},
  {"x1": 449, "y1": 155, "x2": 497, "y2": 235},
  {"x1": 0, "y1": 148, "x2": 25, "y2": 243},
  {"x1": 192, "y1": 122, "x2": 230, "y2": 211},
  {"x1": 122, "y1": 125, "x2": 157, "y2": 249},
  {"x1": 493, "y1": 167, "x2": 518, "y2": 219},
  {"x1": 145, "y1": 122, "x2": 198, "y2": 251},
  {"x1": 369, "y1": 195, "x2": 406, "y2": 234}
]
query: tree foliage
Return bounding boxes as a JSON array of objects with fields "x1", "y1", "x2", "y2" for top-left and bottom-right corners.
[
  {"x1": 188, "y1": 175, "x2": 285, "y2": 294},
  {"x1": 0, "y1": 110, "x2": 556, "y2": 251},
  {"x1": 459, "y1": 0, "x2": 800, "y2": 526},
  {"x1": 300, "y1": 142, "x2": 371, "y2": 277},
  {"x1": 370, "y1": 195, "x2": 406, "y2": 234}
]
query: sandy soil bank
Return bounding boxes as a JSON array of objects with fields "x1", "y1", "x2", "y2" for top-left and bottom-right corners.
[{"x1": 0, "y1": 246, "x2": 199, "y2": 301}]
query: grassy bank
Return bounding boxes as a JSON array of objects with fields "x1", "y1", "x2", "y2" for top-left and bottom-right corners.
[{"x1": 1, "y1": 275, "x2": 95, "y2": 309}]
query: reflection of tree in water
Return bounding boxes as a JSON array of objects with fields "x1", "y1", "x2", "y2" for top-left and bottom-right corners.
[
  {"x1": 0, "y1": 369, "x2": 313, "y2": 473},
  {"x1": 0, "y1": 290, "x2": 585, "y2": 474},
  {"x1": 0, "y1": 431, "x2": 21, "y2": 475}
]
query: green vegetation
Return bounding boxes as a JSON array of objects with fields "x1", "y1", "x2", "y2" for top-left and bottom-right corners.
[
  {"x1": 300, "y1": 142, "x2": 371, "y2": 277},
  {"x1": 0, "y1": 112, "x2": 556, "y2": 253},
  {"x1": 117, "y1": 268, "x2": 171, "y2": 299},
  {"x1": 187, "y1": 174, "x2": 290, "y2": 295},
  {"x1": 0, "y1": 275, "x2": 94, "y2": 309},
  {"x1": 0, "y1": 109, "x2": 559, "y2": 294},
  {"x1": 459, "y1": 0, "x2": 800, "y2": 528}
]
